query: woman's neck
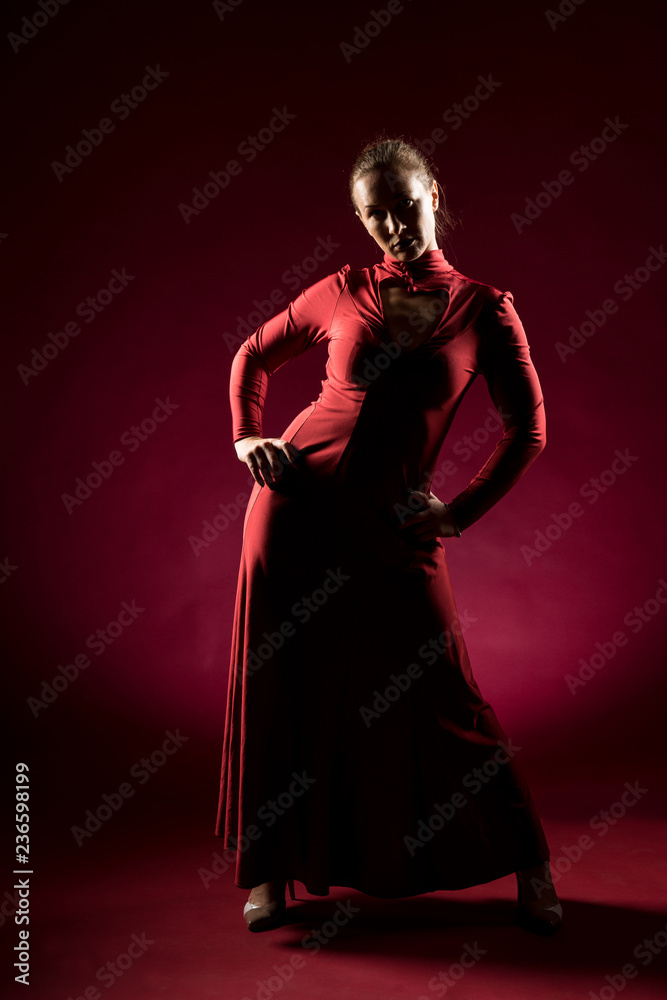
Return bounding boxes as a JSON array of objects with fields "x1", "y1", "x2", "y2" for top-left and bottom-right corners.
[{"x1": 375, "y1": 248, "x2": 454, "y2": 293}]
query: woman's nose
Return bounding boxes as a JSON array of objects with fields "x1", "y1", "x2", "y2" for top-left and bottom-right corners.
[{"x1": 387, "y1": 215, "x2": 405, "y2": 235}]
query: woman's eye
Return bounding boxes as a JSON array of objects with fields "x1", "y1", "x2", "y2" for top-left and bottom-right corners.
[{"x1": 400, "y1": 198, "x2": 413, "y2": 207}]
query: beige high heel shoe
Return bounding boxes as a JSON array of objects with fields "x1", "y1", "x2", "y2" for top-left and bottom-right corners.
[
  {"x1": 243, "y1": 879, "x2": 296, "y2": 932},
  {"x1": 515, "y1": 864, "x2": 563, "y2": 935}
]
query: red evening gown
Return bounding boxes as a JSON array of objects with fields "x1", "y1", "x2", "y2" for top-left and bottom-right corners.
[{"x1": 214, "y1": 248, "x2": 550, "y2": 897}]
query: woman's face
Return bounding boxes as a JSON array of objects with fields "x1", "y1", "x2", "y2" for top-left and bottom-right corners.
[{"x1": 353, "y1": 166, "x2": 439, "y2": 260}]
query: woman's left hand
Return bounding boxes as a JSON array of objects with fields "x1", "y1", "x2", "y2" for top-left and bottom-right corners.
[{"x1": 397, "y1": 490, "x2": 460, "y2": 541}]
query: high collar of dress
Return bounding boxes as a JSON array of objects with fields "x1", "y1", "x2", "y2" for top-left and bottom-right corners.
[{"x1": 375, "y1": 248, "x2": 454, "y2": 293}]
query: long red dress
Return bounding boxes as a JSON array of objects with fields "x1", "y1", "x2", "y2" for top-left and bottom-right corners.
[{"x1": 214, "y1": 248, "x2": 550, "y2": 897}]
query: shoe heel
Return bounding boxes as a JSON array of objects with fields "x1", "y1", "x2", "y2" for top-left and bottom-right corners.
[
  {"x1": 515, "y1": 871, "x2": 563, "y2": 935},
  {"x1": 287, "y1": 879, "x2": 296, "y2": 901}
]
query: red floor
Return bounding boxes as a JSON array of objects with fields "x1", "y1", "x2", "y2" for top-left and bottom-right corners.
[{"x1": 25, "y1": 814, "x2": 667, "y2": 999}]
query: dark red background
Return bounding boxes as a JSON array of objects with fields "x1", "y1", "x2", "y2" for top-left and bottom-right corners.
[{"x1": 3, "y1": 0, "x2": 667, "y2": 994}]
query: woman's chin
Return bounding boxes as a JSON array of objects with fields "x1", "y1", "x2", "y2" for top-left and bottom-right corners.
[{"x1": 389, "y1": 239, "x2": 431, "y2": 261}]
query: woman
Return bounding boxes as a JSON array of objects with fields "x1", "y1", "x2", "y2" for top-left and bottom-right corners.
[{"x1": 214, "y1": 137, "x2": 563, "y2": 935}]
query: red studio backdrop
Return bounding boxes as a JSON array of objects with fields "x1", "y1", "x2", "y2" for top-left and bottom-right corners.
[{"x1": 3, "y1": 1, "x2": 667, "y2": 997}]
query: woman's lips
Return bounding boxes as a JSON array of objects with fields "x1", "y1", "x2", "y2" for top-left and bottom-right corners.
[{"x1": 394, "y1": 237, "x2": 415, "y2": 249}]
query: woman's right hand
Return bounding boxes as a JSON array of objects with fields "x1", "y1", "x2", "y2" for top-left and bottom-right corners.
[{"x1": 235, "y1": 435, "x2": 301, "y2": 488}]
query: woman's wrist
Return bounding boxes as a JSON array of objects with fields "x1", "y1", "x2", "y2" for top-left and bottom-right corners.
[
  {"x1": 443, "y1": 501, "x2": 462, "y2": 537},
  {"x1": 234, "y1": 434, "x2": 262, "y2": 456}
]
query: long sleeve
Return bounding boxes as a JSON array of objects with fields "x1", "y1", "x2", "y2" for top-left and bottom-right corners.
[
  {"x1": 229, "y1": 267, "x2": 349, "y2": 443},
  {"x1": 445, "y1": 290, "x2": 546, "y2": 532}
]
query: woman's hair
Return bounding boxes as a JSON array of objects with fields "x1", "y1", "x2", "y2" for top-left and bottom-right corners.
[{"x1": 349, "y1": 135, "x2": 458, "y2": 246}]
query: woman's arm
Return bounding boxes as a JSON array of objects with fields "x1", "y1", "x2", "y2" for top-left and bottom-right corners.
[
  {"x1": 444, "y1": 289, "x2": 546, "y2": 533},
  {"x1": 230, "y1": 266, "x2": 348, "y2": 485}
]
